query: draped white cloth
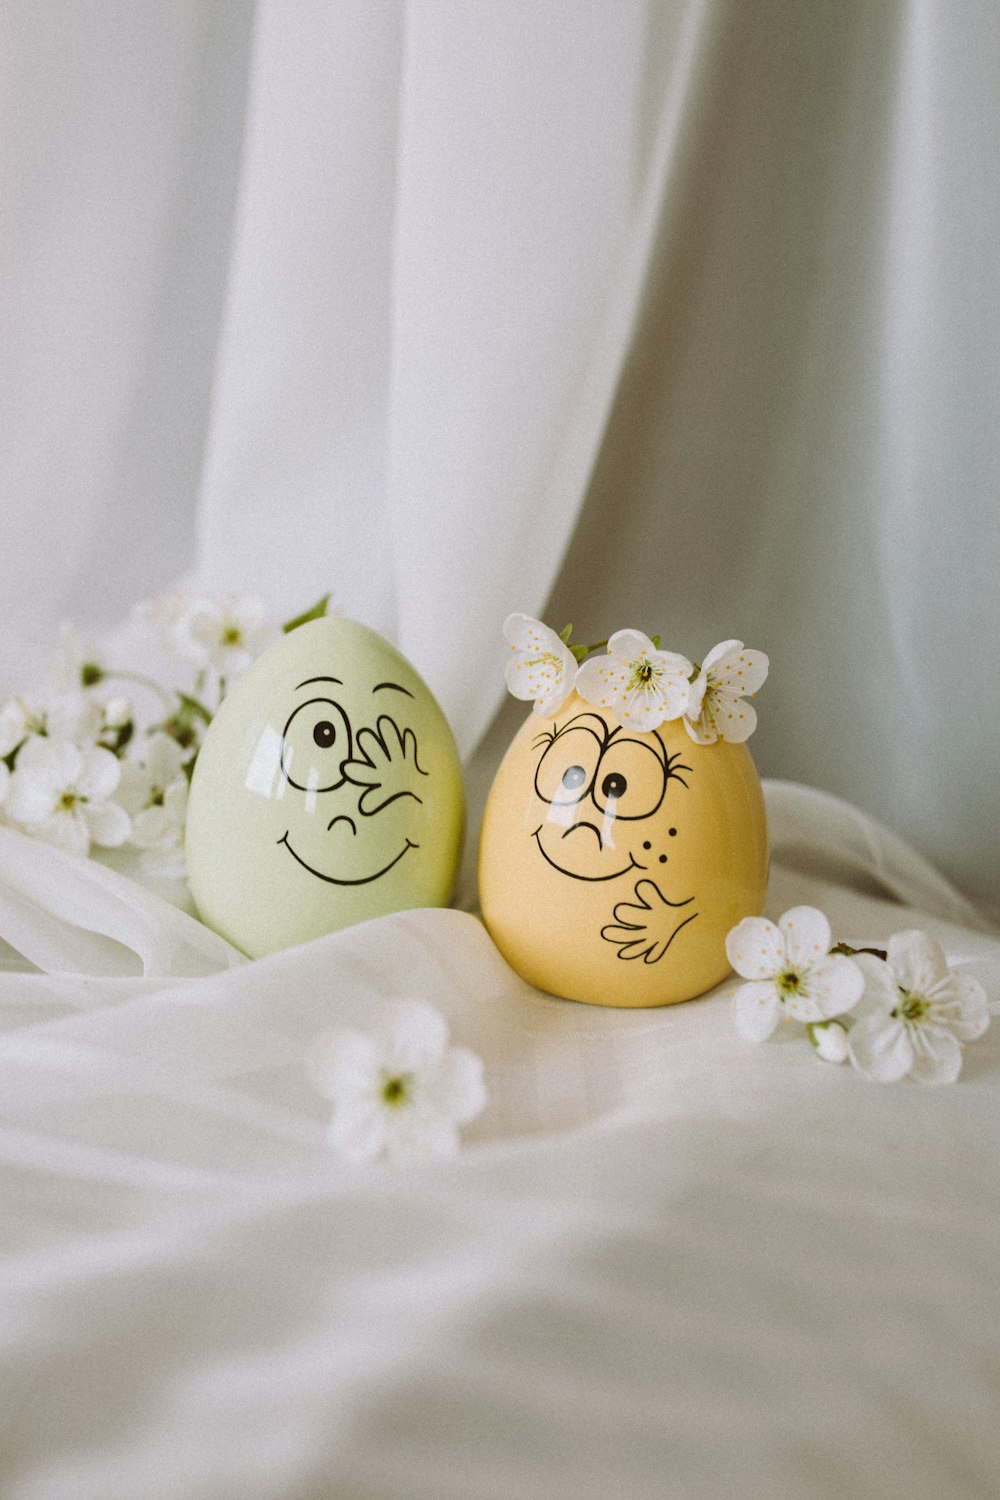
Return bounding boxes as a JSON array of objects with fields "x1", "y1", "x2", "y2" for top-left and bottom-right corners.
[{"x1": 2, "y1": 2, "x2": 1000, "y2": 1494}]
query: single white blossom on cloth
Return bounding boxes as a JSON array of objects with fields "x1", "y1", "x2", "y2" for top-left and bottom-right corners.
[
  {"x1": 503, "y1": 614, "x2": 578, "y2": 717},
  {"x1": 726, "y1": 905, "x2": 865, "y2": 1042},
  {"x1": 172, "y1": 594, "x2": 275, "y2": 679},
  {"x1": 311, "y1": 999, "x2": 487, "y2": 1163},
  {"x1": 115, "y1": 732, "x2": 189, "y2": 867},
  {"x1": 684, "y1": 640, "x2": 769, "y2": 744},
  {"x1": 575, "y1": 629, "x2": 692, "y2": 732},
  {"x1": 847, "y1": 931, "x2": 989, "y2": 1085},
  {"x1": 4, "y1": 737, "x2": 130, "y2": 857}
]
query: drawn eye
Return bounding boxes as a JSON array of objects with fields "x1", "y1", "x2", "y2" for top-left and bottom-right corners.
[
  {"x1": 592, "y1": 739, "x2": 669, "y2": 819},
  {"x1": 534, "y1": 725, "x2": 602, "y2": 806},
  {"x1": 281, "y1": 698, "x2": 353, "y2": 792}
]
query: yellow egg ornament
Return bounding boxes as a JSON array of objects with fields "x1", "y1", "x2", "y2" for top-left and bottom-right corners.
[
  {"x1": 186, "y1": 616, "x2": 464, "y2": 958},
  {"x1": 478, "y1": 620, "x2": 769, "y2": 1008}
]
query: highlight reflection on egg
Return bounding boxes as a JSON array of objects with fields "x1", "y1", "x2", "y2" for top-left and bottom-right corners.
[
  {"x1": 186, "y1": 618, "x2": 464, "y2": 957},
  {"x1": 478, "y1": 692, "x2": 768, "y2": 1007}
]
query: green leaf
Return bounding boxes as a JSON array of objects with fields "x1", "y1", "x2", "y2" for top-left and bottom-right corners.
[
  {"x1": 559, "y1": 622, "x2": 574, "y2": 643},
  {"x1": 283, "y1": 593, "x2": 331, "y2": 633},
  {"x1": 175, "y1": 692, "x2": 214, "y2": 726}
]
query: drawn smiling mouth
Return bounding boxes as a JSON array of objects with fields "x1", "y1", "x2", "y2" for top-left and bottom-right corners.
[
  {"x1": 278, "y1": 832, "x2": 418, "y2": 886},
  {"x1": 531, "y1": 826, "x2": 645, "y2": 882}
]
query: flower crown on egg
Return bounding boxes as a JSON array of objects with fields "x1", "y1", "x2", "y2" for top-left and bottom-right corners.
[{"x1": 502, "y1": 614, "x2": 768, "y2": 744}]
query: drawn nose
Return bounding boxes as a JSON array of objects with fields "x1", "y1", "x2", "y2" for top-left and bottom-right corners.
[{"x1": 326, "y1": 813, "x2": 358, "y2": 837}]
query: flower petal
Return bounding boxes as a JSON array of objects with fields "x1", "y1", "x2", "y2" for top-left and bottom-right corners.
[
  {"x1": 725, "y1": 916, "x2": 785, "y2": 979},
  {"x1": 84, "y1": 800, "x2": 130, "y2": 848},
  {"x1": 847, "y1": 1014, "x2": 913, "y2": 1083},
  {"x1": 706, "y1": 642, "x2": 769, "y2": 696},
  {"x1": 886, "y1": 930, "x2": 949, "y2": 993},
  {"x1": 908, "y1": 1024, "x2": 963, "y2": 1086},
  {"x1": 575, "y1": 655, "x2": 628, "y2": 713},
  {"x1": 778, "y1": 906, "x2": 832, "y2": 971},
  {"x1": 384, "y1": 1109, "x2": 461, "y2": 1162},
  {"x1": 311, "y1": 1029, "x2": 379, "y2": 1098},
  {"x1": 616, "y1": 684, "x2": 685, "y2": 732},
  {"x1": 145, "y1": 732, "x2": 186, "y2": 785},
  {"x1": 733, "y1": 981, "x2": 781, "y2": 1041},
  {"x1": 328, "y1": 1101, "x2": 389, "y2": 1162},
  {"x1": 15, "y1": 735, "x2": 82, "y2": 785},
  {"x1": 851, "y1": 952, "x2": 901, "y2": 1017},
  {"x1": 77, "y1": 746, "x2": 121, "y2": 802},
  {"x1": 700, "y1": 639, "x2": 744, "y2": 673},
  {"x1": 935, "y1": 972, "x2": 990, "y2": 1041},
  {"x1": 5, "y1": 773, "x2": 58, "y2": 825},
  {"x1": 381, "y1": 999, "x2": 449, "y2": 1071},
  {"x1": 503, "y1": 613, "x2": 553, "y2": 651},
  {"x1": 804, "y1": 954, "x2": 865, "y2": 1019},
  {"x1": 783, "y1": 992, "x2": 824, "y2": 1023},
  {"x1": 606, "y1": 629, "x2": 657, "y2": 661},
  {"x1": 31, "y1": 811, "x2": 91, "y2": 859},
  {"x1": 709, "y1": 693, "x2": 757, "y2": 743},
  {"x1": 682, "y1": 710, "x2": 717, "y2": 745},
  {"x1": 809, "y1": 1020, "x2": 850, "y2": 1063},
  {"x1": 424, "y1": 1048, "x2": 487, "y2": 1125}
]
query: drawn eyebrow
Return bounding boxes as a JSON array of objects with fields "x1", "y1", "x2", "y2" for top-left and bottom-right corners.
[
  {"x1": 372, "y1": 681, "x2": 414, "y2": 698},
  {"x1": 295, "y1": 676, "x2": 343, "y2": 690}
]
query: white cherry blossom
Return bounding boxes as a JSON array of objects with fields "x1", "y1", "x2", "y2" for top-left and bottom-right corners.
[
  {"x1": 312, "y1": 999, "x2": 487, "y2": 1163},
  {"x1": 116, "y1": 733, "x2": 189, "y2": 867},
  {"x1": 684, "y1": 640, "x2": 769, "y2": 744},
  {"x1": 171, "y1": 594, "x2": 276, "y2": 678},
  {"x1": 503, "y1": 614, "x2": 578, "y2": 717},
  {"x1": 575, "y1": 629, "x2": 692, "y2": 732},
  {"x1": 5, "y1": 738, "x2": 130, "y2": 857},
  {"x1": 847, "y1": 931, "x2": 989, "y2": 1085},
  {"x1": 726, "y1": 905, "x2": 865, "y2": 1042},
  {"x1": 0, "y1": 692, "x2": 102, "y2": 760}
]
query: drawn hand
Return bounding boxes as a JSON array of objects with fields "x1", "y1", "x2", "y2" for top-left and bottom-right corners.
[
  {"x1": 600, "y1": 879, "x2": 697, "y2": 964},
  {"x1": 342, "y1": 715, "x2": 428, "y2": 816}
]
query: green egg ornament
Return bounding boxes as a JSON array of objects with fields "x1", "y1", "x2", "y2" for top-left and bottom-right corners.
[{"x1": 185, "y1": 617, "x2": 464, "y2": 957}]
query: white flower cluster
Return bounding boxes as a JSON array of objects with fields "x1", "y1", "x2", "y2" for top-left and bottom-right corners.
[
  {"x1": 503, "y1": 614, "x2": 767, "y2": 743},
  {"x1": 0, "y1": 592, "x2": 277, "y2": 872},
  {"x1": 727, "y1": 905, "x2": 990, "y2": 1085}
]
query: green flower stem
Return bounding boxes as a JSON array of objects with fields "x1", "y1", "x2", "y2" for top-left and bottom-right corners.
[
  {"x1": 103, "y1": 670, "x2": 173, "y2": 711},
  {"x1": 283, "y1": 593, "x2": 331, "y2": 633},
  {"x1": 568, "y1": 637, "x2": 609, "y2": 664}
]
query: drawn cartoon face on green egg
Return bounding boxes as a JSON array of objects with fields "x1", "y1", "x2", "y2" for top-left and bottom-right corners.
[{"x1": 185, "y1": 618, "x2": 464, "y2": 957}]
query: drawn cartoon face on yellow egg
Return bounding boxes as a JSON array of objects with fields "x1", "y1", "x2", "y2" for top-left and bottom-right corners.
[
  {"x1": 478, "y1": 692, "x2": 768, "y2": 1007},
  {"x1": 185, "y1": 617, "x2": 464, "y2": 958}
]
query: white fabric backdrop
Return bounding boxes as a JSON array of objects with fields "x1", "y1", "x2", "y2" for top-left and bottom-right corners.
[
  {"x1": 2, "y1": 3, "x2": 1000, "y2": 1495},
  {"x1": 2, "y1": 0, "x2": 997, "y2": 902}
]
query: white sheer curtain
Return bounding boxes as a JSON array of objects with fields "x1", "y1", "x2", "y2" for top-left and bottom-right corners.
[{"x1": 2, "y1": 0, "x2": 997, "y2": 903}]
